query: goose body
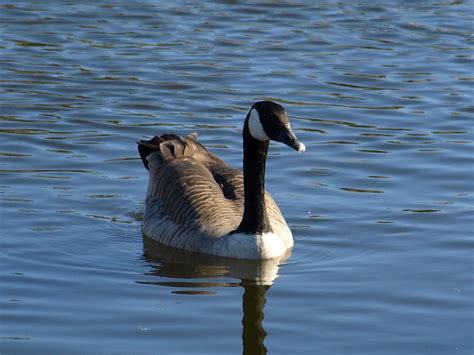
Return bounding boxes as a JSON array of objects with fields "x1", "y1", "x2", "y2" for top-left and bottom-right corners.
[{"x1": 138, "y1": 101, "x2": 305, "y2": 260}]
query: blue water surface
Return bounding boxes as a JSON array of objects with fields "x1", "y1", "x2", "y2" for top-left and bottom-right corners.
[{"x1": 1, "y1": 1, "x2": 473, "y2": 354}]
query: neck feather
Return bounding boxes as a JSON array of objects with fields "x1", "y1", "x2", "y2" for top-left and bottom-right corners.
[{"x1": 236, "y1": 122, "x2": 271, "y2": 235}]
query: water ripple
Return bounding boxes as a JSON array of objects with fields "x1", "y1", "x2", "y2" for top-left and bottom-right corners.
[{"x1": 1, "y1": 1, "x2": 473, "y2": 354}]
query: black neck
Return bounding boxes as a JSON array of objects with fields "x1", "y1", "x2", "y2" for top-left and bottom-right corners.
[{"x1": 235, "y1": 122, "x2": 272, "y2": 235}]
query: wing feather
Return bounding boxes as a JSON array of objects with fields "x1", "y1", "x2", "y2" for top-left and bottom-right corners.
[{"x1": 139, "y1": 134, "x2": 244, "y2": 237}]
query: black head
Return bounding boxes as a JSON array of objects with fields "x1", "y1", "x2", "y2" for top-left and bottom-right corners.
[{"x1": 246, "y1": 101, "x2": 305, "y2": 152}]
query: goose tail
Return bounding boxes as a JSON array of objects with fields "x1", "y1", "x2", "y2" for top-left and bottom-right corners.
[{"x1": 138, "y1": 132, "x2": 222, "y2": 170}]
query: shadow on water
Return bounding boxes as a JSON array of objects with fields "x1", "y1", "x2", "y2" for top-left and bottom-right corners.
[{"x1": 141, "y1": 236, "x2": 292, "y2": 355}]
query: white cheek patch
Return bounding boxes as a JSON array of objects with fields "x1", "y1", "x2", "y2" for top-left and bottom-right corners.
[{"x1": 248, "y1": 109, "x2": 270, "y2": 141}]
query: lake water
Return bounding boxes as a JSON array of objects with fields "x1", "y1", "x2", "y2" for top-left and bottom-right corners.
[{"x1": 1, "y1": 1, "x2": 473, "y2": 354}]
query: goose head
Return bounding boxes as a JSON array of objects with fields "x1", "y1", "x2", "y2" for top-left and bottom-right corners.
[{"x1": 246, "y1": 101, "x2": 306, "y2": 153}]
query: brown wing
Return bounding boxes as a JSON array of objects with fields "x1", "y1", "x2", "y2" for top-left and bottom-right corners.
[{"x1": 138, "y1": 134, "x2": 244, "y2": 237}]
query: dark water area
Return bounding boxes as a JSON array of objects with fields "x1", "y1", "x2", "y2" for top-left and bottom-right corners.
[{"x1": 1, "y1": 1, "x2": 473, "y2": 354}]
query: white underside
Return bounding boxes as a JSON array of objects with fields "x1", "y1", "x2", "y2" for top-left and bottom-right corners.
[
  {"x1": 143, "y1": 198, "x2": 293, "y2": 260},
  {"x1": 211, "y1": 231, "x2": 292, "y2": 260}
]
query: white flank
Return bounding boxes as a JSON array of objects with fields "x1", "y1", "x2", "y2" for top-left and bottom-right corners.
[
  {"x1": 248, "y1": 108, "x2": 270, "y2": 141},
  {"x1": 221, "y1": 231, "x2": 290, "y2": 259}
]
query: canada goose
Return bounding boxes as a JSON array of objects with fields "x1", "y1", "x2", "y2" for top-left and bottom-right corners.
[{"x1": 138, "y1": 101, "x2": 305, "y2": 260}]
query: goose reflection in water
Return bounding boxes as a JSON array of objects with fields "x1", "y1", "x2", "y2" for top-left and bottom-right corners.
[{"x1": 140, "y1": 236, "x2": 292, "y2": 355}]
